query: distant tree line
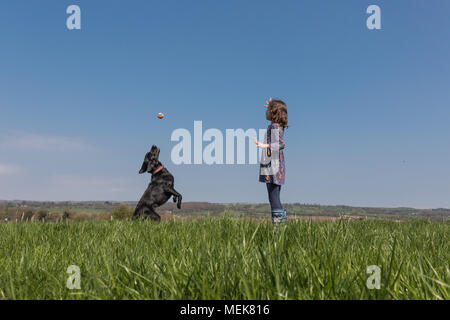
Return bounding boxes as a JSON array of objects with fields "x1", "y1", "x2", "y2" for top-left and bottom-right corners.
[{"x1": 1, "y1": 201, "x2": 449, "y2": 222}]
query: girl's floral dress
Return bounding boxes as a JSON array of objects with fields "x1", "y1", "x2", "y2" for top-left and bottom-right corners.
[{"x1": 259, "y1": 123, "x2": 285, "y2": 185}]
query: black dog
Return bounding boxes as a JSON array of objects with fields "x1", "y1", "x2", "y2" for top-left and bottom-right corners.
[{"x1": 132, "y1": 145, "x2": 182, "y2": 221}]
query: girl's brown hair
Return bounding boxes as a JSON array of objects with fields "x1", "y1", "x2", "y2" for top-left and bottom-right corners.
[{"x1": 267, "y1": 99, "x2": 288, "y2": 128}]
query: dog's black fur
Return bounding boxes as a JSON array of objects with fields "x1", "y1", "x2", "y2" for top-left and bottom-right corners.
[{"x1": 132, "y1": 145, "x2": 182, "y2": 222}]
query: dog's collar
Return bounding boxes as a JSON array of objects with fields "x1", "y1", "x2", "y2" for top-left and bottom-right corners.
[{"x1": 152, "y1": 165, "x2": 164, "y2": 175}]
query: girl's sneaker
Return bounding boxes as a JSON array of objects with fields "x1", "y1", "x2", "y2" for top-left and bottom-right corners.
[
  {"x1": 271, "y1": 209, "x2": 284, "y2": 226},
  {"x1": 281, "y1": 209, "x2": 287, "y2": 224}
]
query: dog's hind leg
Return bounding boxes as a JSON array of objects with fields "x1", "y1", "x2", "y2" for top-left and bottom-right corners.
[
  {"x1": 144, "y1": 205, "x2": 161, "y2": 223},
  {"x1": 132, "y1": 204, "x2": 144, "y2": 220}
]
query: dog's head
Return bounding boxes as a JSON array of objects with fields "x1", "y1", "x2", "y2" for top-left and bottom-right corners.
[{"x1": 139, "y1": 145, "x2": 161, "y2": 174}]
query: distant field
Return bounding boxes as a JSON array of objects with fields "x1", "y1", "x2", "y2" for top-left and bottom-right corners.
[
  {"x1": 48, "y1": 207, "x2": 107, "y2": 213},
  {"x1": 0, "y1": 218, "x2": 448, "y2": 299},
  {"x1": 2, "y1": 201, "x2": 450, "y2": 222}
]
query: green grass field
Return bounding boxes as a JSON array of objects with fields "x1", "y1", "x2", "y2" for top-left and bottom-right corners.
[{"x1": 0, "y1": 218, "x2": 448, "y2": 300}]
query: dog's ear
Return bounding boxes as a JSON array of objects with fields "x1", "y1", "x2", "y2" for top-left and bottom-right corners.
[
  {"x1": 139, "y1": 152, "x2": 150, "y2": 174},
  {"x1": 139, "y1": 159, "x2": 148, "y2": 174}
]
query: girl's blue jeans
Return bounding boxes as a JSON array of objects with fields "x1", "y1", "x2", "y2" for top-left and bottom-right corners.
[
  {"x1": 266, "y1": 183, "x2": 282, "y2": 210},
  {"x1": 266, "y1": 183, "x2": 287, "y2": 225}
]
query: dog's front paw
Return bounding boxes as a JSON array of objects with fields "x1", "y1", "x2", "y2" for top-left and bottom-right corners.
[{"x1": 177, "y1": 196, "x2": 182, "y2": 209}]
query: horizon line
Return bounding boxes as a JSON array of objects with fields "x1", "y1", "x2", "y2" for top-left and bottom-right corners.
[{"x1": 0, "y1": 200, "x2": 449, "y2": 211}]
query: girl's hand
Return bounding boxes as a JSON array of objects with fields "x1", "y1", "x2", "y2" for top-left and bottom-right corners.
[
  {"x1": 264, "y1": 97, "x2": 272, "y2": 108},
  {"x1": 252, "y1": 137, "x2": 269, "y2": 149}
]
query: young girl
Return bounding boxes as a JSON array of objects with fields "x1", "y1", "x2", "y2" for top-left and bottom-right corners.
[{"x1": 253, "y1": 98, "x2": 288, "y2": 225}]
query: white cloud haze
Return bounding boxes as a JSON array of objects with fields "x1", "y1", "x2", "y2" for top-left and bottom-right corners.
[
  {"x1": 0, "y1": 131, "x2": 93, "y2": 151},
  {"x1": 0, "y1": 163, "x2": 21, "y2": 176}
]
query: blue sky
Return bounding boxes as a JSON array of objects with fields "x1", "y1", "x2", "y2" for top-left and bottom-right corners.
[{"x1": 0, "y1": 1, "x2": 449, "y2": 208}]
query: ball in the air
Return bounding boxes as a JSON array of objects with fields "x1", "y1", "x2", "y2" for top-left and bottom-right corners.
[{"x1": 157, "y1": 112, "x2": 164, "y2": 119}]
